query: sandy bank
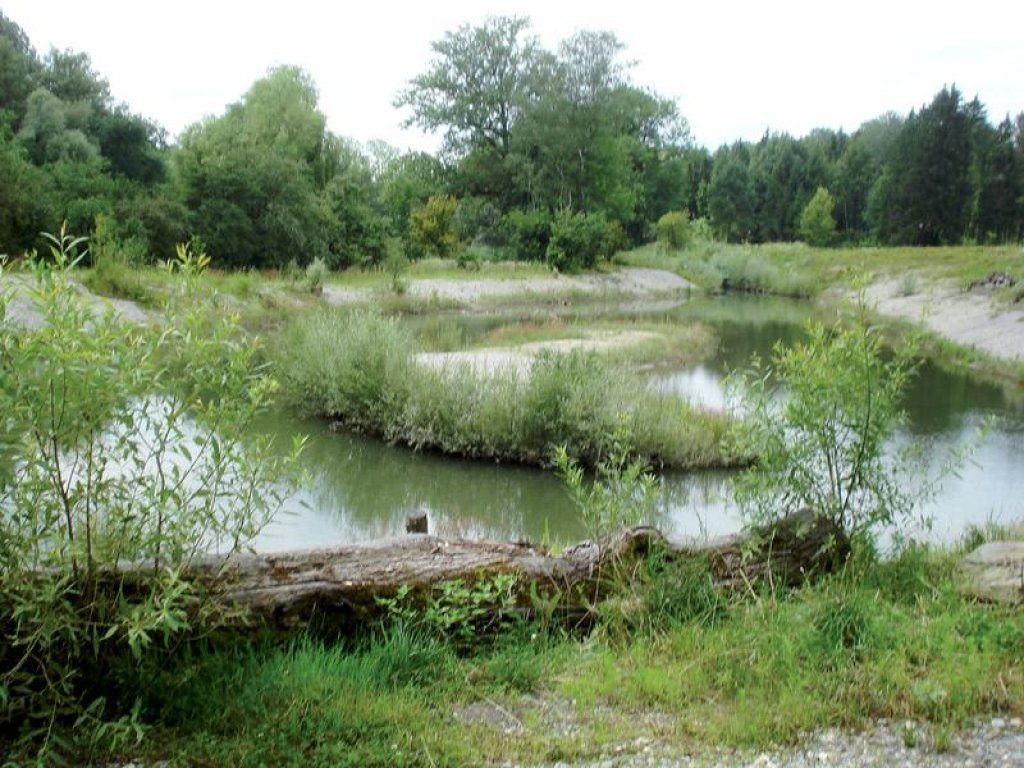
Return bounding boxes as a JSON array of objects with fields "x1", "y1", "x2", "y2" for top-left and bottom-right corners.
[{"x1": 863, "y1": 279, "x2": 1024, "y2": 363}]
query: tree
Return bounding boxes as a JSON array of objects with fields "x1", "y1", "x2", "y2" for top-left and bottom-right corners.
[
  {"x1": 396, "y1": 15, "x2": 536, "y2": 158},
  {"x1": 376, "y1": 150, "x2": 447, "y2": 238},
  {"x1": 38, "y1": 48, "x2": 111, "y2": 111},
  {"x1": 798, "y1": 187, "x2": 836, "y2": 246},
  {"x1": 0, "y1": 136, "x2": 54, "y2": 251},
  {"x1": 16, "y1": 87, "x2": 100, "y2": 165},
  {"x1": 749, "y1": 132, "x2": 808, "y2": 241},
  {"x1": 875, "y1": 86, "x2": 973, "y2": 245},
  {"x1": 93, "y1": 107, "x2": 166, "y2": 185},
  {"x1": 707, "y1": 143, "x2": 755, "y2": 241},
  {"x1": 0, "y1": 11, "x2": 39, "y2": 131},
  {"x1": 969, "y1": 116, "x2": 1023, "y2": 242},
  {"x1": 173, "y1": 66, "x2": 335, "y2": 268}
]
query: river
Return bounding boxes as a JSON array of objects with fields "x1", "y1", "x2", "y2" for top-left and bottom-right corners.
[{"x1": 253, "y1": 296, "x2": 1024, "y2": 551}]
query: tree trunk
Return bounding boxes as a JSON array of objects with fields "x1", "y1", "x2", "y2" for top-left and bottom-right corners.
[{"x1": 154, "y1": 509, "x2": 847, "y2": 631}]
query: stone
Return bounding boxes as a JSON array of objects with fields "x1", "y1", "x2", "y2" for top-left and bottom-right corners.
[
  {"x1": 405, "y1": 511, "x2": 428, "y2": 534},
  {"x1": 955, "y1": 541, "x2": 1024, "y2": 605}
]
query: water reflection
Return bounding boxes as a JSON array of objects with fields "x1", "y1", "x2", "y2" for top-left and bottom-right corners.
[
  {"x1": 254, "y1": 416, "x2": 585, "y2": 551},
  {"x1": 255, "y1": 295, "x2": 1024, "y2": 551}
]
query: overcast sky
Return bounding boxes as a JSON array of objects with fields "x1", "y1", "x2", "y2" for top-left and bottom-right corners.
[{"x1": 5, "y1": 0, "x2": 1022, "y2": 152}]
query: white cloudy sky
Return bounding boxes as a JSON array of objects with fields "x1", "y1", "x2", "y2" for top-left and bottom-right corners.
[{"x1": 5, "y1": 0, "x2": 1022, "y2": 151}]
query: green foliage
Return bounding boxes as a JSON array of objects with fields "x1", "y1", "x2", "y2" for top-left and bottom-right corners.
[
  {"x1": 0, "y1": 237, "x2": 300, "y2": 757},
  {"x1": 798, "y1": 186, "x2": 836, "y2": 246},
  {"x1": 274, "y1": 310, "x2": 729, "y2": 469},
  {"x1": 408, "y1": 194, "x2": 459, "y2": 260},
  {"x1": 383, "y1": 238, "x2": 410, "y2": 293},
  {"x1": 376, "y1": 574, "x2": 520, "y2": 644},
  {"x1": 707, "y1": 143, "x2": 755, "y2": 241},
  {"x1": 275, "y1": 309, "x2": 415, "y2": 431},
  {"x1": 545, "y1": 209, "x2": 612, "y2": 272},
  {"x1": 654, "y1": 210, "x2": 691, "y2": 249},
  {"x1": 642, "y1": 555, "x2": 729, "y2": 630},
  {"x1": 553, "y1": 425, "x2": 658, "y2": 542},
  {"x1": 500, "y1": 208, "x2": 551, "y2": 261},
  {"x1": 173, "y1": 66, "x2": 335, "y2": 269},
  {"x1": 396, "y1": 15, "x2": 536, "y2": 158},
  {"x1": 727, "y1": 315, "x2": 921, "y2": 540},
  {"x1": 304, "y1": 256, "x2": 328, "y2": 294},
  {"x1": 0, "y1": 135, "x2": 54, "y2": 252},
  {"x1": 874, "y1": 86, "x2": 974, "y2": 246}
]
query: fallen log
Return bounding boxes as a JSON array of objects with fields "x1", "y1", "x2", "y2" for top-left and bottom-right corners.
[{"x1": 157, "y1": 508, "x2": 848, "y2": 631}]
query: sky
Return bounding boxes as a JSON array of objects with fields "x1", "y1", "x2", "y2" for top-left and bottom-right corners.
[{"x1": 4, "y1": 0, "x2": 1022, "y2": 152}]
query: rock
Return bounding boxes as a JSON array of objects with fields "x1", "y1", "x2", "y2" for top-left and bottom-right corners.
[
  {"x1": 405, "y1": 511, "x2": 428, "y2": 534},
  {"x1": 955, "y1": 542, "x2": 1024, "y2": 605},
  {"x1": 969, "y1": 271, "x2": 1017, "y2": 291}
]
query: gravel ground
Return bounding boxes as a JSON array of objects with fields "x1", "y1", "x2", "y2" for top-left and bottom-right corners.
[
  {"x1": 475, "y1": 706, "x2": 1024, "y2": 767},
  {"x1": 2, "y1": 275, "x2": 150, "y2": 329},
  {"x1": 862, "y1": 279, "x2": 1024, "y2": 363},
  {"x1": 415, "y1": 330, "x2": 662, "y2": 377},
  {"x1": 323, "y1": 267, "x2": 695, "y2": 307}
]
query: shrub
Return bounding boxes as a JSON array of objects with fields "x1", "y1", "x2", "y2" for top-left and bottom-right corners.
[
  {"x1": 726, "y1": 315, "x2": 922, "y2": 542},
  {"x1": 0, "y1": 240, "x2": 299, "y2": 758},
  {"x1": 655, "y1": 210, "x2": 692, "y2": 249},
  {"x1": 798, "y1": 187, "x2": 837, "y2": 247},
  {"x1": 304, "y1": 256, "x2": 329, "y2": 294},
  {"x1": 500, "y1": 208, "x2": 551, "y2": 262},
  {"x1": 408, "y1": 194, "x2": 459, "y2": 260},
  {"x1": 275, "y1": 308, "x2": 415, "y2": 431},
  {"x1": 545, "y1": 209, "x2": 611, "y2": 273},
  {"x1": 453, "y1": 196, "x2": 501, "y2": 244}
]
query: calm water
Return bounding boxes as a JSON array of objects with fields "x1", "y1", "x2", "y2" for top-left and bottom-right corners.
[{"x1": 254, "y1": 296, "x2": 1024, "y2": 551}]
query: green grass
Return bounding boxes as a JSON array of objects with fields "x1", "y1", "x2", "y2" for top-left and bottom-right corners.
[
  {"x1": 273, "y1": 308, "x2": 732, "y2": 469},
  {"x1": 75, "y1": 542, "x2": 1024, "y2": 766},
  {"x1": 623, "y1": 241, "x2": 1024, "y2": 298}
]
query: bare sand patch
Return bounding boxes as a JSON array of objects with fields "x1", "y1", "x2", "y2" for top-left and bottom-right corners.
[
  {"x1": 864, "y1": 279, "x2": 1024, "y2": 362},
  {"x1": 415, "y1": 330, "x2": 662, "y2": 377}
]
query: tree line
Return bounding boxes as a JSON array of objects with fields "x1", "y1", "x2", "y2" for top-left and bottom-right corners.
[{"x1": 2, "y1": 12, "x2": 1022, "y2": 271}]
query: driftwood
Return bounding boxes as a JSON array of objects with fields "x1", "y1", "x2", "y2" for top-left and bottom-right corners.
[{"x1": 158, "y1": 508, "x2": 848, "y2": 631}]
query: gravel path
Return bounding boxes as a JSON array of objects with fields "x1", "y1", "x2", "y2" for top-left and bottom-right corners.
[{"x1": 863, "y1": 279, "x2": 1024, "y2": 363}]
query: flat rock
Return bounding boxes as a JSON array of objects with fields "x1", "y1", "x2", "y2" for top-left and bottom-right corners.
[{"x1": 955, "y1": 541, "x2": 1024, "y2": 605}]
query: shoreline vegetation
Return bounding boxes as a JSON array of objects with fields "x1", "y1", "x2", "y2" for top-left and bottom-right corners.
[
  {"x1": 272, "y1": 307, "x2": 734, "y2": 470},
  {"x1": 1, "y1": 5, "x2": 1022, "y2": 760},
  {"x1": 2, "y1": 241, "x2": 1023, "y2": 765}
]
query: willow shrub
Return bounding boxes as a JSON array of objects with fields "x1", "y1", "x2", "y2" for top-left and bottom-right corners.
[
  {"x1": 726, "y1": 315, "x2": 927, "y2": 543},
  {"x1": 0, "y1": 245, "x2": 301, "y2": 760}
]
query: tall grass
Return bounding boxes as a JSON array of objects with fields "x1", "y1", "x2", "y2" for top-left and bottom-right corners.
[{"x1": 274, "y1": 308, "x2": 731, "y2": 468}]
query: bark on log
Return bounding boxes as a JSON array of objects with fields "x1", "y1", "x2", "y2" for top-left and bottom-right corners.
[{"x1": 158, "y1": 508, "x2": 848, "y2": 631}]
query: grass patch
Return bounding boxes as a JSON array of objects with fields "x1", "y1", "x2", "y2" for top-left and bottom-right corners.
[
  {"x1": 71, "y1": 543, "x2": 1024, "y2": 766},
  {"x1": 273, "y1": 308, "x2": 732, "y2": 469}
]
